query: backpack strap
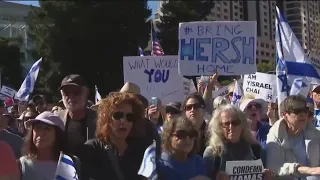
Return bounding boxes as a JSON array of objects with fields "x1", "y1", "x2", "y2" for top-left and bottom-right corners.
[{"x1": 105, "y1": 145, "x2": 124, "y2": 180}]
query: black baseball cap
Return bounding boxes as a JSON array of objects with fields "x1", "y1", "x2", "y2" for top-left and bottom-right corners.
[
  {"x1": 59, "y1": 74, "x2": 87, "y2": 90},
  {"x1": 164, "y1": 102, "x2": 182, "y2": 113}
]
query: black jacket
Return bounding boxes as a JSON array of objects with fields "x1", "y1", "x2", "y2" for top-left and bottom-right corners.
[{"x1": 78, "y1": 137, "x2": 150, "y2": 180}]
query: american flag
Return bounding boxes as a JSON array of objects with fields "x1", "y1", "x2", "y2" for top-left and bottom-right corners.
[{"x1": 151, "y1": 21, "x2": 164, "y2": 56}]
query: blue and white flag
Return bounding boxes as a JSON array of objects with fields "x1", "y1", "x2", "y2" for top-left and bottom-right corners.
[
  {"x1": 289, "y1": 77, "x2": 311, "y2": 97},
  {"x1": 231, "y1": 80, "x2": 242, "y2": 106},
  {"x1": 55, "y1": 153, "x2": 78, "y2": 180},
  {"x1": 138, "y1": 141, "x2": 157, "y2": 180},
  {"x1": 15, "y1": 58, "x2": 42, "y2": 102},
  {"x1": 275, "y1": 6, "x2": 317, "y2": 105},
  {"x1": 138, "y1": 46, "x2": 144, "y2": 56},
  {"x1": 95, "y1": 85, "x2": 102, "y2": 104}
]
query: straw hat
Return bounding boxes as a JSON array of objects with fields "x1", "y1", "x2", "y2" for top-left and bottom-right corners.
[
  {"x1": 119, "y1": 82, "x2": 148, "y2": 108},
  {"x1": 239, "y1": 98, "x2": 268, "y2": 115}
]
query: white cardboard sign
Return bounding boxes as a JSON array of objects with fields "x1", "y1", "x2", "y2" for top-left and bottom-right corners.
[
  {"x1": 243, "y1": 72, "x2": 276, "y2": 102},
  {"x1": 123, "y1": 56, "x2": 185, "y2": 104},
  {"x1": 178, "y1": 21, "x2": 257, "y2": 76},
  {"x1": 225, "y1": 159, "x2": 264, "y2": 180},
  {"x1": 0, "y1": 85, "x2": 16, "y2": 98}
]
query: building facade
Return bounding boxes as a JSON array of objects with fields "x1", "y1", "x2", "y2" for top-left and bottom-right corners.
[
  {"x1": 0, "y1": 1, "x2": 37, "y2": 75},
  {"x1": 155, "y1": 0, "x2": 319, "y2": 62}
]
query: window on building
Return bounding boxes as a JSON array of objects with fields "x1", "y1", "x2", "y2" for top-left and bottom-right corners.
[
  {"x1": 263, "y1": 5, "x2": 267, "y2": 9},
  {"x1": 264, "y1": 12, "x2": 267, "y2": 16},
  {"x1": 287, "y1": 9, "x2": 301, "y2": 14},
  {"x1": 223, "y1": 1, "x2": 227, "y2": 5},
  {"x1": 265, "y1": 32, "x2": 268, "y2": 36},
  {"x1": 271, "y1": 45, "x2": 275, "y2": 49},
  {"x1": 261, "y1": 51, "x2": 265, "y2": 55},
  {"x1": 235, "y1": 18, "x2": 239, "y2": 21},
  {"x1": 240, "y1": 14, "x2": 243, "y2": 19},
  {"x1": 286, "y1": 2, "x2": 301, "y2": 9},
  {"x1": 235, "y1": 12, "x2": 238, "y2": 16},
  {"x1": 224, "y1": 9, "x2": 228, "y2": 13},
  {"x1": 217, "y1": 14, "x2": 220, "y2": 18},
  {"x1": 261, "y1": 43, "x2": 265, "y2": 47},
  {"x1": 239, "y1": 1, "x2": 242, "y2": 5},
  {"x1": 272, "y1": 53, "x2": 275, "y2": 57},
  {"x1": 264, "y1": 25, "x2": 267, "y2": 29},
  {"x1": 234, "y1": 5, "x2": 238, "y2": 9},
  {"x1": 217, "y1": 7, "x2": 220, "y2": 11},
  {"x1": 264, "y1": 18, "x2": 267, "y2": 22},
  {"x1": 224, "y1": 16, "x2": 228, "y2": 20},
  {"x1": 287, "y1": 15, "x2": 301, "y2": 21},
  {"x1": 266, "y1": 44, "x2": 269, "y2": 48},
  {"x1": 266, "y1": 52, "x2": 270, "y2": 56}
]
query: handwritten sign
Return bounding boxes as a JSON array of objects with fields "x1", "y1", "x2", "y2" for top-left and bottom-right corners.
[
  {"x1": 225, "y1": 159, "x2": 264, "y2": 180},
  {"x1": 212, "y1": 79, "x2": 244, "y2": 98},
  {"x1": 178, "y1": 21, "x2": 257, "y2": 76},
  {"x1": 123, "y1": 56, "x2": 185, "y2": 104},
  {"x1": 0, "y1": 85, "x2": 16, "y2": 98},
  {"x1": 243, "y1": 72, "x2": 276, "y2": 102}
]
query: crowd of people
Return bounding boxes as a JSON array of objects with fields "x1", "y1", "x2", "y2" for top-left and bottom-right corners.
[{"x1": 1, "y1": 73, "x2": 320, "y2": 180}]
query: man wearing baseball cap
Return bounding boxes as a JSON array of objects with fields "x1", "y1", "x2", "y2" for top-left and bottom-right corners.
[{"x1": 55, "y1": 74, "x2": 97, "y2": 156}]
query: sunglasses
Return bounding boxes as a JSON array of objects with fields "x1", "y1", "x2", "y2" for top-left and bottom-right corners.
[
  {"x1": 112, "y1": 112, "x2": 135, "y2": 122},
  {"x1": 166, "y1": 108, "x2": 181, "y2": 115},
  {"x1": 172, "y1": 130, "x2": 198, "y2": 139},
  {"x1": 289, "y1": 107, "x2": 308, "y2": 115},
  {"x1": 185, "y1": 103, "x2": 203, "y2": 111},
  {"x1": 246, "y1": 103, "x2": 261, "y2": 109},
  {"x1": 221, "y1": 120, "x2": 241, "y2": 128}
]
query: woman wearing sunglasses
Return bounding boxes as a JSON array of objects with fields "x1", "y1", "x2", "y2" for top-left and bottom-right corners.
[
  {"x1": 182, "y1": 93, "x2": 207, "y2": 156},
  {"x1": 79, "y1": 92, "x2": 150, "y2": 180},
  {"x1": 239, "y1": 95, "x2": 270, "y2": 152},
  {"x1": 158, "y1": 116, "x2": 209, "y2": 180},
  {"x1": 203, "y1": 104, "x2": 273, "y2": 180}
]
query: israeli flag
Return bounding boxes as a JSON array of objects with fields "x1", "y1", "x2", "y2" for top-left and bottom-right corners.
[
  {"x1": 138, "y1": 46, "x2": 144, "y2": 56},
  {"x1": 55, "y1": 154, "x2": 78, "y2": 180},
  {"x1": 231, "y1": 80, "x2": 242, "y2": 106},
  {"x1": 138, "y1": 141, "x2": 157, "y2": 180},
  {"x1": 16, "y1": 58, "x2": 42, "y2": 102},
  {"x1": 289, "y1": 77, "x2": 311, "y2": 97},
  {"x1": 275, "y1": 6, "x2": 319, "y2": 104},
  {"x1": 95, "y1": 85, "x2": 102, "y2": 104}
]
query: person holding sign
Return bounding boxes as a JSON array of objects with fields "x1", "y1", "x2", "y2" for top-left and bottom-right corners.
[
  {"x1": 203, "y1": 104, "x2": 274, "y2": 180},
  {"x1": 266, "y1": 95, "x2": 320, "y2": 179}
]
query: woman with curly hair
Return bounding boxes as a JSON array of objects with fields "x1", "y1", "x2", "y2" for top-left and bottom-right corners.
[
  {"x1": 158, "y1": 116, "x2": 209, "y2": 180},
  {"x1": 79, "y1": 92, "x2": 151, "y2": 180}
]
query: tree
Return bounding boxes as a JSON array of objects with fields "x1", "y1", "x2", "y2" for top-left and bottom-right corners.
[
  {"x1": 27, "y1": 1, "x2": 151, "y2": 101},
  {"x1": 257, "y1": 60, "x2": 276, "y2": 73},
  {"x1": 157, "y1": 1, "x2": 214, "y2": 55},
  {"x1": 0, "y1": 37, "x2": 23, "y2": 89}
]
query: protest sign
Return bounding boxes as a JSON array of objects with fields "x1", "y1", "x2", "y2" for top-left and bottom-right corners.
[
  {"x1": 183, "y1": 78, "x2": 197, "y2": 97},
  {"x1": 178, "y1": 21, "x2": 257, "y2": 76},
  {"x1": 123, "y1": 56, "x2": 184, "y2": 104},
  {"x1": 212, "y1": 79, "x2": 243, "y2": 98},
  {"x1": 225, "y1": 159, "x2": 264, "y2": 180},
  {"x1": 0, "y1": 85, "x2": 16, "y2": 98},
  {"x1": 243, "y1": 72, "x2": 276, "y2": 102}
]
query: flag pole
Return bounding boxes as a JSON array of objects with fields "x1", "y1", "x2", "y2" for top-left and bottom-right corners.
[{"x1": 54, "y1": 152, "x2": 63, "y2": 178}]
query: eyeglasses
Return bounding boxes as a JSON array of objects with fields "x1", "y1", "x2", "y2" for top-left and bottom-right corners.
[
  {"x1": 112, "y1": 112, "x2": 135, "y2": 122},
  {"x1": 246, "y1": 103, "x2": 261, "y2": 109},
  {"x1": 185, "y1": 103, "x2": 203, "y2": 111},
  {"x1": 172, "y1": 130, "x2": 198, "y2": 139},
  {"x1": 221, "y1": 120, "x2": 241, "y2": 128},
  {"x1": 289, "y1": 107, "x2": 308, "y2": 115},
  {"x1": 23, "y1": 116, "x2": 36, "y2": 121}
]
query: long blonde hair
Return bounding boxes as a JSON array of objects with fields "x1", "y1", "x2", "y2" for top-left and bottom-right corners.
[{"x1": 207, "y1": 104, "x2": 257, "y2": 156}]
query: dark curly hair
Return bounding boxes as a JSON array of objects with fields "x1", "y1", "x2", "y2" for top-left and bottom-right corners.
[
  {"x1": 96, "y1": 92, "x2": 145, "y2": 143},
  {"x1": 161, "y1": 116, "x2": 199, "y2": 156}
]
